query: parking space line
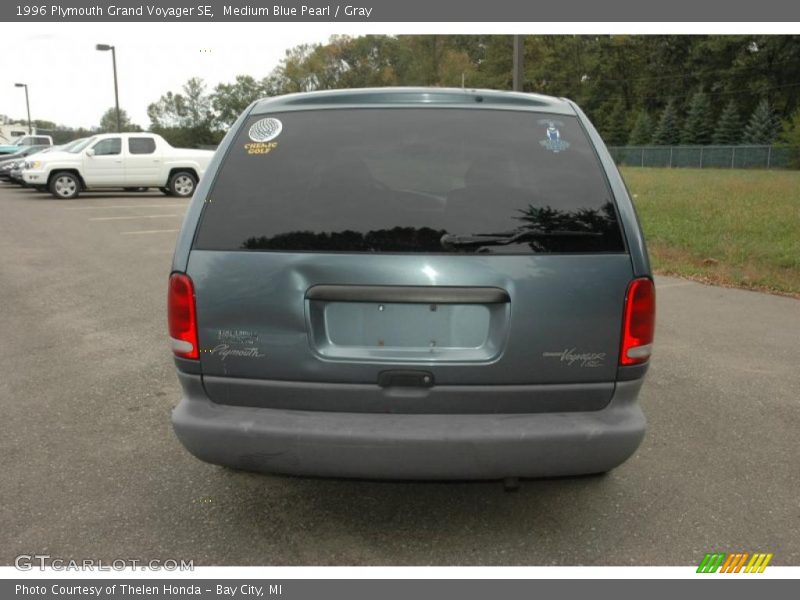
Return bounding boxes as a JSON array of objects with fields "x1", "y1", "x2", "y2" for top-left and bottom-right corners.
[
  {"x1": 65, "y1": 203, "x2": 188, "y2": 210},
  {"x1": 120, "y1": 229, "x2": 180, "y2": 235},
  {"x1": 89, "y1": 214, "x2": 181, "y2": 221}
]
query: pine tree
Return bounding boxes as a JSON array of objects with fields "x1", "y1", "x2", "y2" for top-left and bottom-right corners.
[
  {"x1": 628, "y1": 111, "x2": 654, "y2": 145},
  {"x1": 742, "y1": 99, "x2": 780, "y2": 145},
  {"x1": 712, "y1": 100, "x2": 742, "y2": 145},
  {"x1": 651, "y1": 101, "x2": 681, "y2": 145},
  {"x1": 779, "y1": 109, "x2": 800, "y2": 168},
  {"x1": 603, "y1": 100, "x2": 630, "y2": 146},
  {"x1": 779, "y1": 108, "x2": 800, "y2": 146},
  {"x1": 680, "y1": 91, "x2": 714, "y2": 145}
]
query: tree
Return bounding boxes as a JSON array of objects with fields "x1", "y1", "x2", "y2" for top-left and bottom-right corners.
[
  {"x1": 779, "y1": 108, "x2": 800, "y2": 144},
  {"x1": 651, "y1": 101, "x2": 681, "y2": 145},
  {"x1": 330, "y1": 35, "x2": 408, "y2": 88},
  {"x1": 133, "y1": 36, "x2": 800, "y2": 151},
  {"x1": 212, "y1": 75, "x2": 273, "y2": 129},
  {"x1": 147, "y1": 77, "x2": 213, "y2": 130},
  {"x1": 742, "y1": 99, "x2": 780, "y2": 144},
  {"x1": 271, "y1": 43, "x2": 327, "y2": 93},
  {"x1": 628, "y1": 111, "x2": 654, "y2": 145},
  {"x1": 147, "y1": 78, "x2": 217, "y2": 147},
  {"x1": 403, "y1": 35, "x2": 448, "y2": 86},
  {"x1": 32, "y1": 119, "x2": 58, "y2": 130},
  {"x1": 779, "y1": 108, "x2": 800, "y2": 167},
  {"x1": 680, "y1": 91, "x2": 714, "y2": 144},
  {"x1": 182, "y1": 77, "x2": 214, "y2": 129},
  {"x1": 712, "y1": 100, "x2": 742, "y2": 145},
  {"x1": 98, "y1": 107, "x2": 139, "y2": 132},
  {"x1": 474, "y1": 36, "x2": 513, "y2": 90},
  {"x1": 601, "y1": 100, "x2": 630, "y2": 146}
]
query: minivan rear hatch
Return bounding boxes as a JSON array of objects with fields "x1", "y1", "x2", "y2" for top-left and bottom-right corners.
[{"x1": 187, "y1": 107, "x2": 633, "y2": 404}]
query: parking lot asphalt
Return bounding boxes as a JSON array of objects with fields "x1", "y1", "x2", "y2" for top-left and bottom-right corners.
[{"x1": 1, "y1": 183, "x2": 798, "y2": 567}]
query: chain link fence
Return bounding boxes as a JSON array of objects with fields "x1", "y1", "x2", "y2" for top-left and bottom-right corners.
[{"x1": 607, "y1": 145, "x2": 800, "y2": 169}]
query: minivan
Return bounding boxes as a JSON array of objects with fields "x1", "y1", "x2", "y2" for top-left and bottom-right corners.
[{"x1": 169, "y1": 88, "x2": 655, "y2": 481}]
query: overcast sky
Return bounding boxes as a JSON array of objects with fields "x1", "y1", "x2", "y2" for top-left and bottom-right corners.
[{"x1": 1, "y1": 23, "x2": 338, "y2": 129}]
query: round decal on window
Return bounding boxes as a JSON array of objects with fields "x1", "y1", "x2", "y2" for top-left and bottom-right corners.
[{"x1": 248, "y1": 118, "x2": 283, "y2": 142}]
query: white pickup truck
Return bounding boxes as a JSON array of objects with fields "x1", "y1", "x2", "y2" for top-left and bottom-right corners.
[{"x1": 22, "y1": 132, "x2": 214, "y2": 199}]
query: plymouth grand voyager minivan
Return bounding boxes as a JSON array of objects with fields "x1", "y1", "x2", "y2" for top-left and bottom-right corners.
[{"x1": 169, "y1": 88, "x2": 655, "y2": 480}]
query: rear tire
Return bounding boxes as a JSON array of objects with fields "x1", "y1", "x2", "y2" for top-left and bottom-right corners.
[
  {"x1": 49, "y1": 172, "x2": 80, "y2": 199},
  {"x1": 168, "y1": 171, "x2": 197, "y2": 198}
]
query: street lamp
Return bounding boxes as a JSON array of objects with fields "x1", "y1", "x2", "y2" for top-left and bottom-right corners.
[
  {"x1": 14, "y1": 83, "x2": 32, "y2": 134},
  {"x1": 95, "y1": 43, "x2": 121, "y2": 132},
  {"x1": 512, "y1": 35, "x2": 524, "y2": 92}
]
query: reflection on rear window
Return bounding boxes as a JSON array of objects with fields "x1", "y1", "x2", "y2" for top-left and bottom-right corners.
[{"x1": 194, "y1": 108, "x2": 625, "y2": 254}]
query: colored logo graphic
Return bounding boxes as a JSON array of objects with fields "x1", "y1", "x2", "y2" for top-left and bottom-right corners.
[
  {"x1": 248, "y1": 118, "x2": 283, "y2": 142},
  {"x1": 538, "y1": 119, "x2": 570, "y2": 153},
  {"x1": 697, "y1": 552, "x2": 773, "y2": 573}
]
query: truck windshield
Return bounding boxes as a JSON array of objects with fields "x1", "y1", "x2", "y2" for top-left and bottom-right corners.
[
  {"x1": 69, "y1": 138, "x2": 96, "y2": 153},
  {"x1": 61, "y1": 138, "x2": 87, "y2": 152}
]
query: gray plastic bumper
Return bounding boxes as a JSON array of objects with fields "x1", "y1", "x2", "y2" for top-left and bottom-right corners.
[{"x1": 172, "y1": 373, "x2": 646, "y2": 480}]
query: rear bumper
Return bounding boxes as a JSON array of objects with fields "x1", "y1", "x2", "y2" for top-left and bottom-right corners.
[{"x1": 172, "y1": 374, "x2": 646, "y2": 480}]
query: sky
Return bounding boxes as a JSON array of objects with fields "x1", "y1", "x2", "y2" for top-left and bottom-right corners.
[{"x1": 1, "y1": 23, "x2": 338, "y2": 129}]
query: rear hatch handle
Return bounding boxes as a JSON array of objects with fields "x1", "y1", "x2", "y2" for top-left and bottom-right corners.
[{"x1": 306, "y1": 285, "x2": 510, "y2": 305}]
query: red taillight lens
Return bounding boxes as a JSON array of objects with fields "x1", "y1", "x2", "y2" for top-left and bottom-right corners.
[
  {"x1": 620, "y1": 277, "x2": 655, "y2": 366},
  {"x1": 168, "y1": 273, "x2": 198, "y2": 360}
]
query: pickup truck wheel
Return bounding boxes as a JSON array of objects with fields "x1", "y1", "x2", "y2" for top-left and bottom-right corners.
[
  {"x1": 50, "y1": 172, "x2": 80, "y2": 199},
  {"x1": 168, "y1": 171, "x2": 196, "y2": 198}
]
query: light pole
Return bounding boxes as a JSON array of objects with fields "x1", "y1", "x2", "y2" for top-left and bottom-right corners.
[
  {"x1": 96, "y1": 44, "x2": 121, "y2": 132},
  {"x1": 14, "y1": 83, "x2": 32, "y2": 134},
  {"x1": 512, "y1": 35, "x2": 524, "y2": 92}
]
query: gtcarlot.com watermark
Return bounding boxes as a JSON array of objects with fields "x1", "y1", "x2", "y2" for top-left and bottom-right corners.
[{"x1": 15, "y1": 554, "x2": 194, "y2": 571}]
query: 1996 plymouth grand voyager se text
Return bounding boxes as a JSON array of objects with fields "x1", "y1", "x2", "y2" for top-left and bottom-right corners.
[{"x1": 168, "y1": 88, "x2": 655, "y2": 481}]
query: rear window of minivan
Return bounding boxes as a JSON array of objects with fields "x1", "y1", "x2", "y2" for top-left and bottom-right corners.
[{"x1": 194, "y1": 109, "x2": 625, "y2": 254}]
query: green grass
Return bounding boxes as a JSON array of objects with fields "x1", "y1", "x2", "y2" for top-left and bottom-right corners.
[{"x1": 620, "y1": 167, "x2": 800, "y2": 297}]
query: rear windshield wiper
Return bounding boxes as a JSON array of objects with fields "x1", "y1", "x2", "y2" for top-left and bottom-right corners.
[{"x1": 440, "y1": 228, "x2": 603, "y2": 248}]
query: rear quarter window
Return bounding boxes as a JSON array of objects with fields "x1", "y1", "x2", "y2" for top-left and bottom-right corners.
[
  {"x1": 194, "y1": 108, "x2": 625, "y2": 254},
  {"x1": 128, "y1": 137, "x2": 156, "y2": 154}
]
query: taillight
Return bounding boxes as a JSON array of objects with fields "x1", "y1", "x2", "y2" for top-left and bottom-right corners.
[
  {"x1": 620, "y1": 277, "x2": 655, "y2": 366},
  {"x1": 168, "y1": 273, "x2": 199, "y2": 360}
]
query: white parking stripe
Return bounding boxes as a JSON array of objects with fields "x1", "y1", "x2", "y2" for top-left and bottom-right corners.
[
  {"x1": 89, "y1": 214, "x2": 181, "y2": 221},
  {"x1": 120, "y1": 229, "x2": 180, "y2": 235},
  {"x1": 65, "y1": 203, "x2": 188, "y2": 210}
]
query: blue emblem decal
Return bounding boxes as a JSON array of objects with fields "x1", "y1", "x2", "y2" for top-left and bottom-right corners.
[{"x1": 539, "y1": 120, "x2": 570, "y2": 153}]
